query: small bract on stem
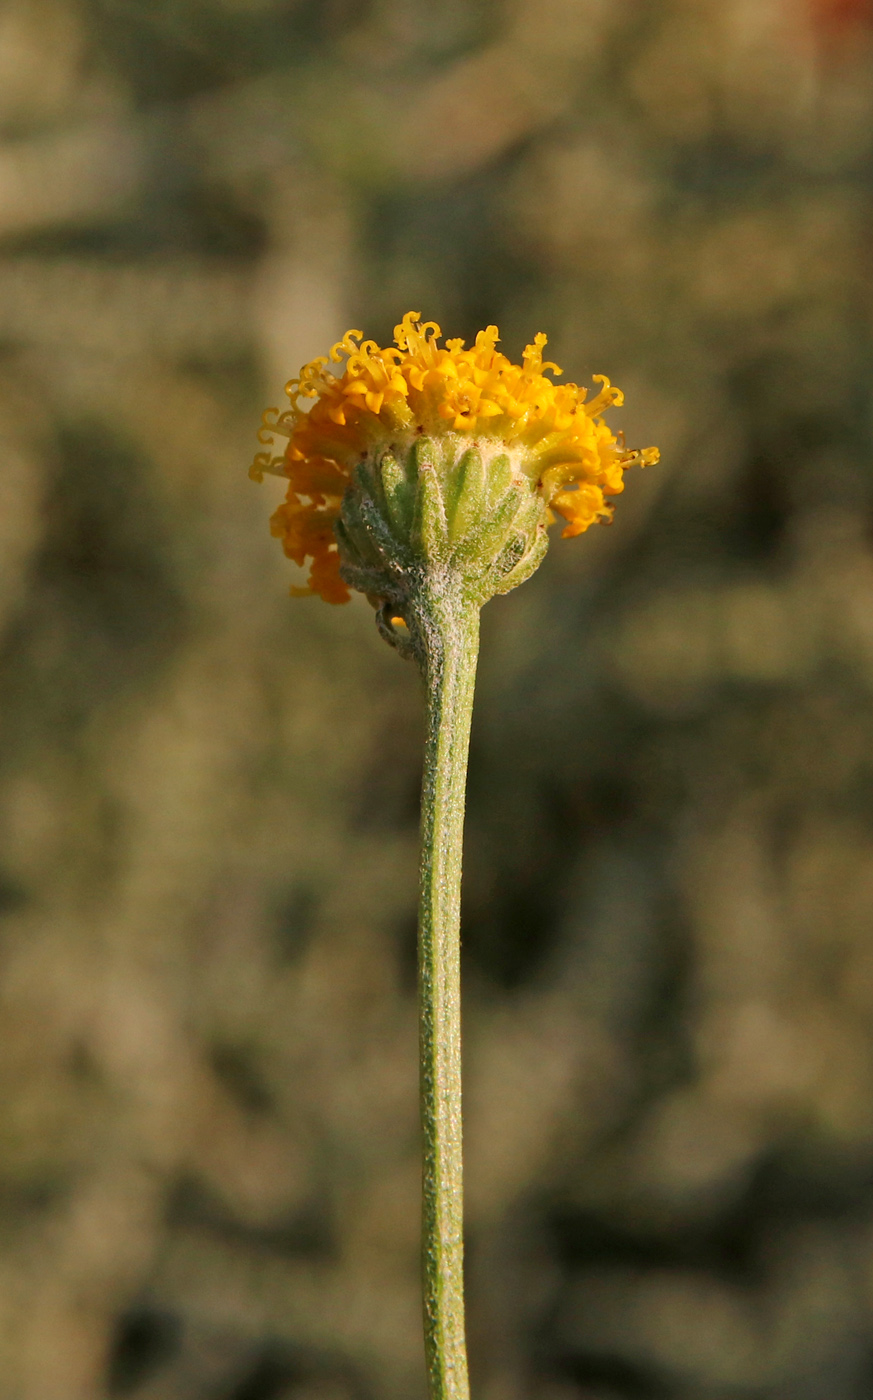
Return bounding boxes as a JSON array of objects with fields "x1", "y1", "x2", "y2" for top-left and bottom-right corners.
[{"x1": 251, "y1": 314, "x2": 658, "y2": 1400}]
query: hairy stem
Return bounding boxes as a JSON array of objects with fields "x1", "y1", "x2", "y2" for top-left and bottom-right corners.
[{"x1": 414, "y1": 576, "x2": 479, "y2": 1400}]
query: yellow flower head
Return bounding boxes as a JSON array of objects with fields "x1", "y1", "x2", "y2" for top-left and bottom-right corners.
[{"x1": 251, "y1": 312, "x2": 658, "y2": 604}]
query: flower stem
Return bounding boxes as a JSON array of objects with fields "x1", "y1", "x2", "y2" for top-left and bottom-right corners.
[{"x1": 413, "y1": 576, "x2": 479, "y2": 1400}]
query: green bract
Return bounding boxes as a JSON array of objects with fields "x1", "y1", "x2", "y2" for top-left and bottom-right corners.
[{"x1": 336, "y1": 436, "x2": 550, "y2": 661}]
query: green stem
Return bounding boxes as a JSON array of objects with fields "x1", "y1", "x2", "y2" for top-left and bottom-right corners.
[{"x1": 413, "y1": 576, "x2": 479, "y2": 1400}]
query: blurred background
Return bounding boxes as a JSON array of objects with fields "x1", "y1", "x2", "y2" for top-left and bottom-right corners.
[{"x1": 2, "y1": 0, "x2": 873, "y2": 1397}]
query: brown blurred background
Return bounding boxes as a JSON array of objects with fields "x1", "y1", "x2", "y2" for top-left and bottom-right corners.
[{"x1": 2, "y1": 1, "x2": 873, "y2": 1397}]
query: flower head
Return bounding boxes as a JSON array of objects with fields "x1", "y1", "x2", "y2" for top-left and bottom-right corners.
[{"x1": 251, "y1": 313, "x2": 658, "y2": 613}]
